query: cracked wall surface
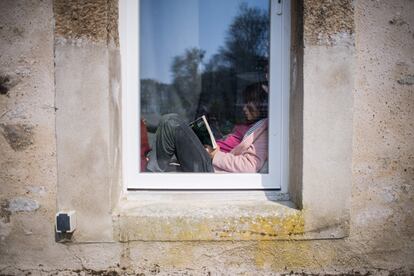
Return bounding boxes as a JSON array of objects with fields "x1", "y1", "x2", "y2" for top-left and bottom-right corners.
[{"x1": 0, "y1": 0, "x2": 413, "y2": 274}]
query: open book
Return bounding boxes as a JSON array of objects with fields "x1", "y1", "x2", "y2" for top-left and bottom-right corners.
[{"x1": 189, "y1": 115, "x2": 217, "y2": 149}]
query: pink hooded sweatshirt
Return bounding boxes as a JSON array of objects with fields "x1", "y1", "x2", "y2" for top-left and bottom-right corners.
[{"x1": 212, "y1": 119, "x2": 268, "y2": 173}]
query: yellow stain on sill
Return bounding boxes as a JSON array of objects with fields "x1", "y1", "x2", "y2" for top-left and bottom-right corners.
[
  {"x1": 115, "y1": 211, "x2": 304, "y2": 241},
  {"x1": 213, "y1": 212, "x2": 305, "y2": 240}
]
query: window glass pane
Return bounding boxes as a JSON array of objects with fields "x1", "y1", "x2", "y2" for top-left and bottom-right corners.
[{"x1": 140, "y1": 0, "x2": 270, "y2": 173}]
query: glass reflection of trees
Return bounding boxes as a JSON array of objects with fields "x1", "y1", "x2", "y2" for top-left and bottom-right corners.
[{"x1": 141, "y1": 3, "x2": 269, "y2": 138}]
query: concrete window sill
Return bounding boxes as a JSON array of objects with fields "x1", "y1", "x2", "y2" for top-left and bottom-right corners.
[{"x1": 112, "y1": 193, "x2": 305, "y2": 241}]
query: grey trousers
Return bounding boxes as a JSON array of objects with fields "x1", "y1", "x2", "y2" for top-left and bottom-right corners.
[{"x1": 146, "y1": 114, "x2": 214, "y2": 173}]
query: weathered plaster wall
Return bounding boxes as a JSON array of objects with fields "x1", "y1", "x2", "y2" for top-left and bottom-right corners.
[
  {"x1": 0, "y1": 0, "x2": 413, "y2": 275},
  {"x1": 0, "y1": 0, "x2": 63, "y2": 267},
  {"x1": 54, "y1": 0, "x2": 121, "y2": 242},
  {"x1": 350, "y1": 0, "x2": 414, "y2": 268},
  {"x1": 302, "y1": 0, "x2": 354, "y2": 237}
]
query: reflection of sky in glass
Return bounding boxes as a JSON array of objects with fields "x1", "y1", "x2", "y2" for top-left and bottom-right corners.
[{"x1": 140, "y1": 0, "x2": 269, "y2": 84}]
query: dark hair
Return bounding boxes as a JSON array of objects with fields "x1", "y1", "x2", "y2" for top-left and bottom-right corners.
[{"x1": 242, "y1": 82, "x2": 268, "y2": 122}]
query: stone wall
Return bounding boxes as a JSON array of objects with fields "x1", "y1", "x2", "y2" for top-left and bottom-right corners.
[
  {"x1": 0, "y1": 0, "x2": 413, "y2": 275},
  {"x1": 350, "y1": 0, "x2": 414, "y2": 267},
  {"x1": 53, "y1": 0, "x2": 121, "y2": 242}
]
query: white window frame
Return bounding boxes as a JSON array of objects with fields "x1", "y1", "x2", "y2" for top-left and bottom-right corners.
[{"x1": 120, "y1": 0, "x2": 290, "y2": 190}]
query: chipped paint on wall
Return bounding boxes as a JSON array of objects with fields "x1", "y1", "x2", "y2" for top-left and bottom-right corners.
[
  {"x1": 0, "y1": 200, "x2": 11, "y2": 223},
  {"x1": 7, "y1": 197, "x2": 39, "y2": 212},
  {"x1": 397, "y1": 74, "x2": 414, "y2": 85},
  {"x1": 0, "y1": 123, "x2": 34, "y2": 151},
  {"x1": 0, "y1": 73, "x2": 20, "y2": 96}
]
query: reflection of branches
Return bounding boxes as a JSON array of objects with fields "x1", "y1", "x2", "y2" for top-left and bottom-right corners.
[
  {"x1": 170, "y1": 48, "x2": 205, "y2": 119},
  {"x1": 141, "y1": 3, "x2": 270, "y2": 130},
  {"x1": 217, "y1": 3, "x2": 269, "y2": 73},
  {"x1": 196, "y1": 3, "x2": 270, "y2": 128}
]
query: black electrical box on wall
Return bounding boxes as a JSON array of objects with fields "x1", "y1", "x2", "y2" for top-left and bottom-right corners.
[{"x1": 55, "y1": 211, "x2": 76, "y2": 233}]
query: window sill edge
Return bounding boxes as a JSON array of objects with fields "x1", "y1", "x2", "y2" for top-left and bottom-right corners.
[{"x1": 112, "y1": 197, "x2": 305, "y2": 241}]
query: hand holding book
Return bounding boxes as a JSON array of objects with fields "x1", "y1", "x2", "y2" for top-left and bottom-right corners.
[
  {"x1": 205, "y1": 144, "x2": 220, "y2": 159},
  {"x1": 189, "y1": 115, "x2": 217, "y2": 149}
]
